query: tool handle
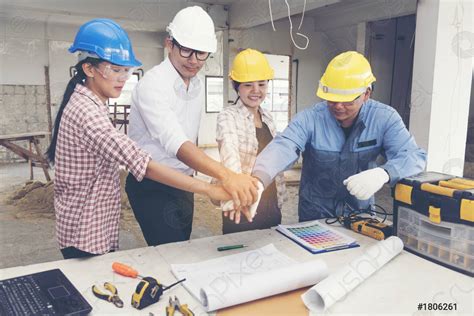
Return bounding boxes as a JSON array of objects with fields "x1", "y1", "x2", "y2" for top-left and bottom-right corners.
[
  {"x1": 112, "y1": 262, "x2": 138, "y2": 278},
  {"x1": 180, "y1": 304, "x2": 194, "y2": 316},
  {"x1": 163, "y1": 278, "x2": 186, "y2": 291},
  {"x1": 421, "y1": 183, "x2": 455, "y2": 197},
  {"x1": 166, "y1": 306, "x2": 175, "y2": 316}
]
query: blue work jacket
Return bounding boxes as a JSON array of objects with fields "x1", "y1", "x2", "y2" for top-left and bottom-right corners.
[{"x1": 252, "y1": 99, "x2": 427, "y2": 221}]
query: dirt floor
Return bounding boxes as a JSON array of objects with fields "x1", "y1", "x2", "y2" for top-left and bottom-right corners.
[{"x1": 2, "y1": 162, "x2": 473, "y2": 269}]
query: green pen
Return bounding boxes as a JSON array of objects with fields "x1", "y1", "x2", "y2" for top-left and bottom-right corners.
[{"x1": 217, "y1": 244, "x2": 247, "y2": 251}]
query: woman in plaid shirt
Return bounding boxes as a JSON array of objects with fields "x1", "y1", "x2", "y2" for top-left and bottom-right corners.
[
  {"x1": 216, "y1": 49, "x2": 287, "y2": 234},
  {"x1": 46, "y1": 19, "x2": 230, "y2": 259}
]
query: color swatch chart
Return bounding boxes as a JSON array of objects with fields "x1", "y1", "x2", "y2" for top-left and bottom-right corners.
[{"x1": 276, "y1": 221, "x2": 358, "y2": 254}]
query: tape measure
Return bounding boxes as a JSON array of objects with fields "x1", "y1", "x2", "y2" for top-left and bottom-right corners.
[
  {"x1": 131, "y1": 277, "x2": 162, "y2": 310},
  {"x1": 131, "y1": 277, "x2": 185, "y2": 310}
]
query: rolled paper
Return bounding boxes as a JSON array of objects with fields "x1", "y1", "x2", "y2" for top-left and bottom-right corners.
[
  {"x1": 301, "y1": 236, "x2": 404, "y2": 312},
  {"x1": 200, "y1": 259, "x2": 329, "y2": 312}
]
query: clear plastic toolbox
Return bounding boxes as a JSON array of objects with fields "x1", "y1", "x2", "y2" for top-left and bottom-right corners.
[
  {"x1": 396, "y1": 205, "x2": 473, "y2": 275},
  {"x1": 393, "y1": 172, "x2": 474, "y2": 276}
]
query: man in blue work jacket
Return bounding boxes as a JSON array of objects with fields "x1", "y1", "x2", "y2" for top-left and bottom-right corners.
[{"x1": 252, "y1": 51, "x2": 427, "y2": 221}]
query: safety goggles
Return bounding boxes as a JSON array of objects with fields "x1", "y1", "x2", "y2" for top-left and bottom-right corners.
[
  {"x1": 327, "y1": 93, "x2": 364, "y2": 107},
  {"x1": 94, "y1": 63, "x2": 136, "y2": 81},
  {"x1": 172, "y1": 39, "x2": 210, "y2": 61}
]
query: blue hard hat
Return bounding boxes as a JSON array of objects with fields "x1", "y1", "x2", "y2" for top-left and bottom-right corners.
[{"x1": 69, "y1": 18, "x2": 141, "y2": 67}]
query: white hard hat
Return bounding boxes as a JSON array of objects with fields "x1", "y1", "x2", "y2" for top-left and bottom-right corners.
[{"x1": 166, "y1": 6, "x2": 217, "y2": 53}]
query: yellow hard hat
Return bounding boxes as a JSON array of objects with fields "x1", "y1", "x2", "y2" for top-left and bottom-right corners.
[
  {"x1": 229, "y1": 49, "x2": 274, "y2": 82},
  {"x1": 317, "y1": 51, "x2": 376, "y2": 102}
]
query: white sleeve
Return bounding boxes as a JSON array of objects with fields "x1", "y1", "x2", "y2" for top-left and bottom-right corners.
[{"x1": 132, "y1": 74, "x2": 189, "y2": 156}]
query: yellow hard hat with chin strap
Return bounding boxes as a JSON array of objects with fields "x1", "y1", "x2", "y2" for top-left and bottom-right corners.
[
  {"x1": 317, "y1": 51, "x2": 376, "y2": 102},
  {"x1": 229, "y1": 49, "x2": 274, "y2": 83}
]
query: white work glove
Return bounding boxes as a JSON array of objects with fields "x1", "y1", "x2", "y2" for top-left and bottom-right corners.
[
  {"x1": 222, "y1": 181, "x2": 264, "y2": 219},
  {"x1": 343, "y1": 167, "x2": 389, "y2": 200}
]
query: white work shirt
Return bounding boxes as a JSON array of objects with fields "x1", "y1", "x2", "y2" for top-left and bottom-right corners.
[{"x1": 129, "y1": 57, "x2": 203, "y2": 175}]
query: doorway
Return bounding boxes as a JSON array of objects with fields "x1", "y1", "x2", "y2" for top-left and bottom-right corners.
[{"x1": 368, "y1": 14, "x2": 416, "y2": 128}]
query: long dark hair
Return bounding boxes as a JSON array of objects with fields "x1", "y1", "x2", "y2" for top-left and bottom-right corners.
[
  {"x1": 232, "y1": 80, "x2": 241, "y2": 104},
  {"x1": 46, "y1": 58, "x2": 101, "y2": 163}
]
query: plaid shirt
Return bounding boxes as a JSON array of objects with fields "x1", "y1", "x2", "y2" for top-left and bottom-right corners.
[
  {"x1": 54, "y1": 84, "x2": 151, "y2": 254},
  {"x1": 216, "y1": 101, "x2": 287, "y2": 209}
]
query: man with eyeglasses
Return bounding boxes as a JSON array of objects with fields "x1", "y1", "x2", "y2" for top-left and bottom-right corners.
[
  {"x1": 252, "y1": 51, "x2": 426, "y2": 221},
  {"x1": 126, "y1": 6, "x2": 258, "y2": 246}
]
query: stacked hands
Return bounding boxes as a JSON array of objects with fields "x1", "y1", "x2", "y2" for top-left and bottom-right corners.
[
  {"x1": 221, "y1": 181, "x2": 264, "y2": 224},
  {"x1": 210, "y1": 167, "x2": 389, "y2": 225},
  {"x1": 209, "y1": 172, "x2": 264, "y2": 224}
]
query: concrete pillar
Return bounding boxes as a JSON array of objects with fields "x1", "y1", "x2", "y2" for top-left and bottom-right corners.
[
  {"x1": 409, "y1": 0, "x2": 473, "y2": 176},
  {"x1": 222, "y1": 29, "x2": 230, "y2": 108},
  {"x1": 356, "y1": 22, "x2": 366, "y2": 54}
]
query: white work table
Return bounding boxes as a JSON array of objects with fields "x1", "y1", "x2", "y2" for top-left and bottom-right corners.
[{"x1": 0, "y1": 224, "x2": 472, "y2": 315}]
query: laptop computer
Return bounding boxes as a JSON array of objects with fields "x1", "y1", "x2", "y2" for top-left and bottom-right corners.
[{"x1": 0, "y1": 268, "x2": 92, "y2": 315}]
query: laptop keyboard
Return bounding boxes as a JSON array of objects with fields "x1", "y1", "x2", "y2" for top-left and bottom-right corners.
[{"x1": 0, "y1": 275, "x2": 55, "y2": 316}]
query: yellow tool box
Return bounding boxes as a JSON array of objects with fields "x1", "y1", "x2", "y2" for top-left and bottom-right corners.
[{"x1": 392, "y1": 172, "x2": 474, "y2": 277}]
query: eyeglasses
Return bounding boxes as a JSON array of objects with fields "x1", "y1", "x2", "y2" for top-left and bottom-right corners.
[
  {"x1": 94, "y1": 63, "x2": 136, "y2": 81},
  {"x1": 327, "y1": 94, "x2": 364, "y2": 107},
  {"x1": 172, "y1": 39, "x2": 210, "y2": 61}
]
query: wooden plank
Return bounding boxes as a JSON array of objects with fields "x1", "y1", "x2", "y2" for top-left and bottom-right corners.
[
  {"x1": 217, "y1": 287, "x2": 309, "y2": 316},
  {"x1": 0, "y1": 133, "x2": 51, "y2": 181},
  {"x1": 44, "y1": 66, "x2": 53, "y2": 142},
  {"x1": 0, "y1": 132, "x2": 50, "y2": 141},
  {"x1": 32, "y1": 138, "x2": 51, "y2": 181},
  {"x1": 29, "y1": 140, "x2": 33, "y2": 180}
]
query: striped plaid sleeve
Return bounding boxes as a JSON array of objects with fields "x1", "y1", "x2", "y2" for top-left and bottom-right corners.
[
  {"x1": 80, "y1": 109, "x2": 151, "y2": 181},
  {"x1": 216, "y1": 110, "x2": 243, "y2": 174}
]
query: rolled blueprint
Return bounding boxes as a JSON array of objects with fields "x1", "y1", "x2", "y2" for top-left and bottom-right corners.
[
  {"x1": 301, "y1": 236, "x2": 404, "y2": 312},
  {"x1": 200, "y1": 259, "x2": 329, "y2": 312}
]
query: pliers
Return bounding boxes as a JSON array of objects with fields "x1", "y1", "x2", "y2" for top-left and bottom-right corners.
[
  {"x1": 166, "y1": 296, "x2": 194, "y2": 316},
  {"x1": 92, "y1": 282, "x2": 124, "y2": 308}
]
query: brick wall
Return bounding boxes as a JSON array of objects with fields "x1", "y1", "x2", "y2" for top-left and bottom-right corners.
[{"x1": 0, "y1": 85, "x2": 50, "y2": 162}]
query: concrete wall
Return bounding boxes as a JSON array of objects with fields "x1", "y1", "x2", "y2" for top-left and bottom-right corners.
[
  {"x1": 409, "y1": 0, "x2": 472, "y2": 176},
  {"x1": 0, "y1": 85, "x2": 49, "y2": 162}
]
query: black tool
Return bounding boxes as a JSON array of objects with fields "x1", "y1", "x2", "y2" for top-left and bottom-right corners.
[
  {"x1": 92, "y1": 282, "x2": 124, "y2": 308},
  {"x1": 131, "y1": 277, "x2": 186, "y2": 310},
  {"x1": 326, "y1": 203, "x2": 393, "y2": 240},
  {"x1": 166, "y1": 295, "x2": 194, "y2": 316}
]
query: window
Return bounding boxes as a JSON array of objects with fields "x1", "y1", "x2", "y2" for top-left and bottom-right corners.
[
  {"x1": 261, "y1": 54, "x2": 290, "y2": 132},
  {"x1": 205, "y1": 76, "x2": 224, "y2": 113},
  {"x1": 262, "y1": 79, "x2": 289, "y2": 132}
]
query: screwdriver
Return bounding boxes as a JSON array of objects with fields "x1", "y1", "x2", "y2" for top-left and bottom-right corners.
[{"x1": 112, "y1": 262, "x2": 144, "y2": 279}]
